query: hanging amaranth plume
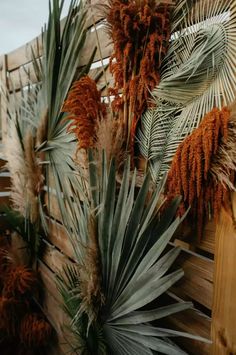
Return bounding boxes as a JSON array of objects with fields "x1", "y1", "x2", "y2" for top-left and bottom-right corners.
[
  {"x1": 63, "y1": 75, "x2": 107, "y2": 151},
  {"x1": 106, "y1": 0, "x2": 172, "y2": 149},
  {"x1": 166, "y1": 107, "x2": 231, "y2": 238}
]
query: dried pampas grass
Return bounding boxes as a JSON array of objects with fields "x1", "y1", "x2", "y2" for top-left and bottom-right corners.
[
  {"x1": 77, "y1": 217, "x2": 104, "y2": 327},
  {"x1": 5, "y1": 121, "x2": 44, "y2": 224},
  {"x1": 24, "y1": 130, "x2": 44, "y2": 223},
  {"x1": 5, "y1": 122, "x2": 27, "y2": 218},
  {"x1": 95, "y1": 115, "x2": 125, "y2": 169}
]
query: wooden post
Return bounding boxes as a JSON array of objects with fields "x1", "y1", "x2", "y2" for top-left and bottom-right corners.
[
  {"x1": 211, "y1": 192, "x2": 236, "y2": 354},
  {"x1": 0, "y1": 54, "x2": 8, "y2": 146}
]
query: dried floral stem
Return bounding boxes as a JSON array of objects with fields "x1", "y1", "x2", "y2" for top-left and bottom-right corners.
[
  {"x1": 63, "y1": 76, "x2": 107, "y2": 151},
  {"x1": 166, "y1": 107, "x2": 231, "y2": 239},
  {"x1": 106, "y1": 0, "x2": 172, "y2": 152}
]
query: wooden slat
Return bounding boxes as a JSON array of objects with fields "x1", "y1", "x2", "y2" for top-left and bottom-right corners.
[
  {"x1": 166, "y1": 308, "x2": 212, "y2": 355},
  {"x1": 211, "y1": 193, "x2": 236, "y2": 354},
  {"x1": 171, "y1": 250, "x2": 214, "y2": 310},
  {"x1": 47, "y1": 218, "x2": 74, "y2": 259},
  {"x1": 41, "y1": 240, "x2": 73, "y2": 275},
  {"x1": 8, "y1": 56, "x2": 113, "y2": 93},
  {"x1": 197, "y1": 220, "x2": 215, "y2": 255},
  {"x1": 38, "y1": 261, "x2": 76, "y2": 355},
  {"x1": 0, "y1": 55, "x2": 8, "y2": 142},
  {"x1": 6, "y1": 3, "x2": 108, "y2": 72}
]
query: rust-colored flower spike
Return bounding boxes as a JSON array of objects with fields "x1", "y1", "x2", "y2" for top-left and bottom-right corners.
[
  {"x1": 20, "y1": 313, "x2": 53, "y2": 348},
  {"x1": 0, "y1": 296, "x2": 27, "y2": 335},
  {"x1": 166, "y1": 107, "x2": 231, "y2": 239},
  {"x1": 2, "y1": 266, "x2": 38, "y2": 298},
  {"x1": 62, "y1": 75, "x2": 107, "y2": 150},
  {"x1": 106, "y1": 0, "x2": 172, "y2": 149}
]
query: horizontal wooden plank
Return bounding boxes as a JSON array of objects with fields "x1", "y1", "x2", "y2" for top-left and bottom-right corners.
[
  {"x1": 8, "y1": 56, "x2": 113, "y2": 93},
  {"x1": 41, "y1": 236, "x2": 213, "y2": 311},
  {"x1": 197, "y1": 220, "x2": 215, "y2": 255},
  {"x1": 7, "y1": 6, "x2": 109, "y2": 72},
  {"x1": 0, "y1": 175, "x2": 10, "y2": 191},
  {"x1": 171, "y1": 249, "x2": 214, "y2": 310},
  {"x1": 166, "y1": 308, "x2": 212, "y2": 355},
  {"x1": 174, "y1": 219, "x2": 215, "y2": 256}
]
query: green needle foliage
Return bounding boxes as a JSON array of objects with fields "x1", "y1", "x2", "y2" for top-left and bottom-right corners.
[{"x1": 57, "y1": 152, "x2": 209, "y2": 354}]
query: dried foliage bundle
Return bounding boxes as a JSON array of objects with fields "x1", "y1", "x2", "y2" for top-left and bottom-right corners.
[
  {"x1": 63, "y1": 75, "x2": 107, "y2": 150},
  {"x1": 166, "y1": 107, "x2": 231, "y2": 238},
  {"x1": 95, "y1": 115, "x2": 125, "y2": 168},
  {"x1": 5, "y1": 123, "x2": 44, "y2": 225},
  {"x1": 106, "y1": 0, "x2": 172, "y2": 147},
  {"x1": 20, "y1": 313, "x2": 53, "y2": 347},
  {"x1": 3, "y1": 266, "x2": 38, "y2": 298},
  {"x1": 77, "y1": 218, "x2": 104, "y2": 326},
  {"x1": 0, "y1": 296, "x2": 26, "y2": 335},
  {"x1": 0, "y1": 238, "x2": 52, "y2": 353}
]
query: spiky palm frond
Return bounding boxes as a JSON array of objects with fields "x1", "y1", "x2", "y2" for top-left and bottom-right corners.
[
  {"x1": 4, "y1": 0, "x2": 95, "y2": 241},
  {"x1": 138, "y1": 0, "x2": 236, "y2": 182},
  {"x1": 57, "y1": 151, "x2": 209, "y2": 354}
]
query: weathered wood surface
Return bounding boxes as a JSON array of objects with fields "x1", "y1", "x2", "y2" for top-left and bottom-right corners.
[{"x1": 211, "y1": 193, "x2": 236, "y2": 355}]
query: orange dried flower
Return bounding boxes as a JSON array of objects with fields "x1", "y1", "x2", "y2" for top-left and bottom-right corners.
[
  {"x1": 20, "y1": 313, "x2": 53, "y2": 347},
  {"x1": 106, "y1": 0, "x2": 172, "y2": 148},
  {"x1": 0, "y1": 296, "x2": 27, "y2": 335},
  {"x1": 3, "y1": 266, "x2": 38, "y2": 298},
  {"x1": 62, "y1": 76, "x2": 107, "y2": 150},
  {"x1": 166, "y1": 107, "x2": 230, "y2": 239}
]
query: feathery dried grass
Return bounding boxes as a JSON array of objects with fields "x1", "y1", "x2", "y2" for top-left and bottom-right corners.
[
  {"x1": 36, "y1": 109, "x2": 48, "y2": 147},
  {"x1": 24, "y1": 130, "x2": 44, "y2": 224},
  {"x1": 77, "y1": 217, "x2": 104, "y2": 327},
  {"x1": 95, "y1": 115, "x2": 125, "y2": 169},
  {"x1": 5, "y1": 122, "x2": 27, "y2": 218},
  {"x1": 5, "y1": 123, "x2": 44, "y2": 224}
]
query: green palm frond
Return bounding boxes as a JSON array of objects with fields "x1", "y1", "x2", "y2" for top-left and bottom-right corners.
[
  {"x1": 4, "y1": 0, "x2": 95, "y2": 240},
  {"x1": 138, "y1": 0, "x2": 236, "y2": 182},
  {"x1": 57, "y1": 151, "x2": 210, "y2": 354}
]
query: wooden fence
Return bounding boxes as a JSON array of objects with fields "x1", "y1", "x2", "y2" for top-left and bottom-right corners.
[{"x1": 0, "y1": 1, "x2": 236, "y2": 354}]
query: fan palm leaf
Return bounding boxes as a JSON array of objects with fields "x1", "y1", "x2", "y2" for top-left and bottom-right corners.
[
  {"x1": 138, "y1": 0, "x2": 236, "y2": 182},
  {"x1": 57, "y1": 151, "x2": 209, "y2": 354}
]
